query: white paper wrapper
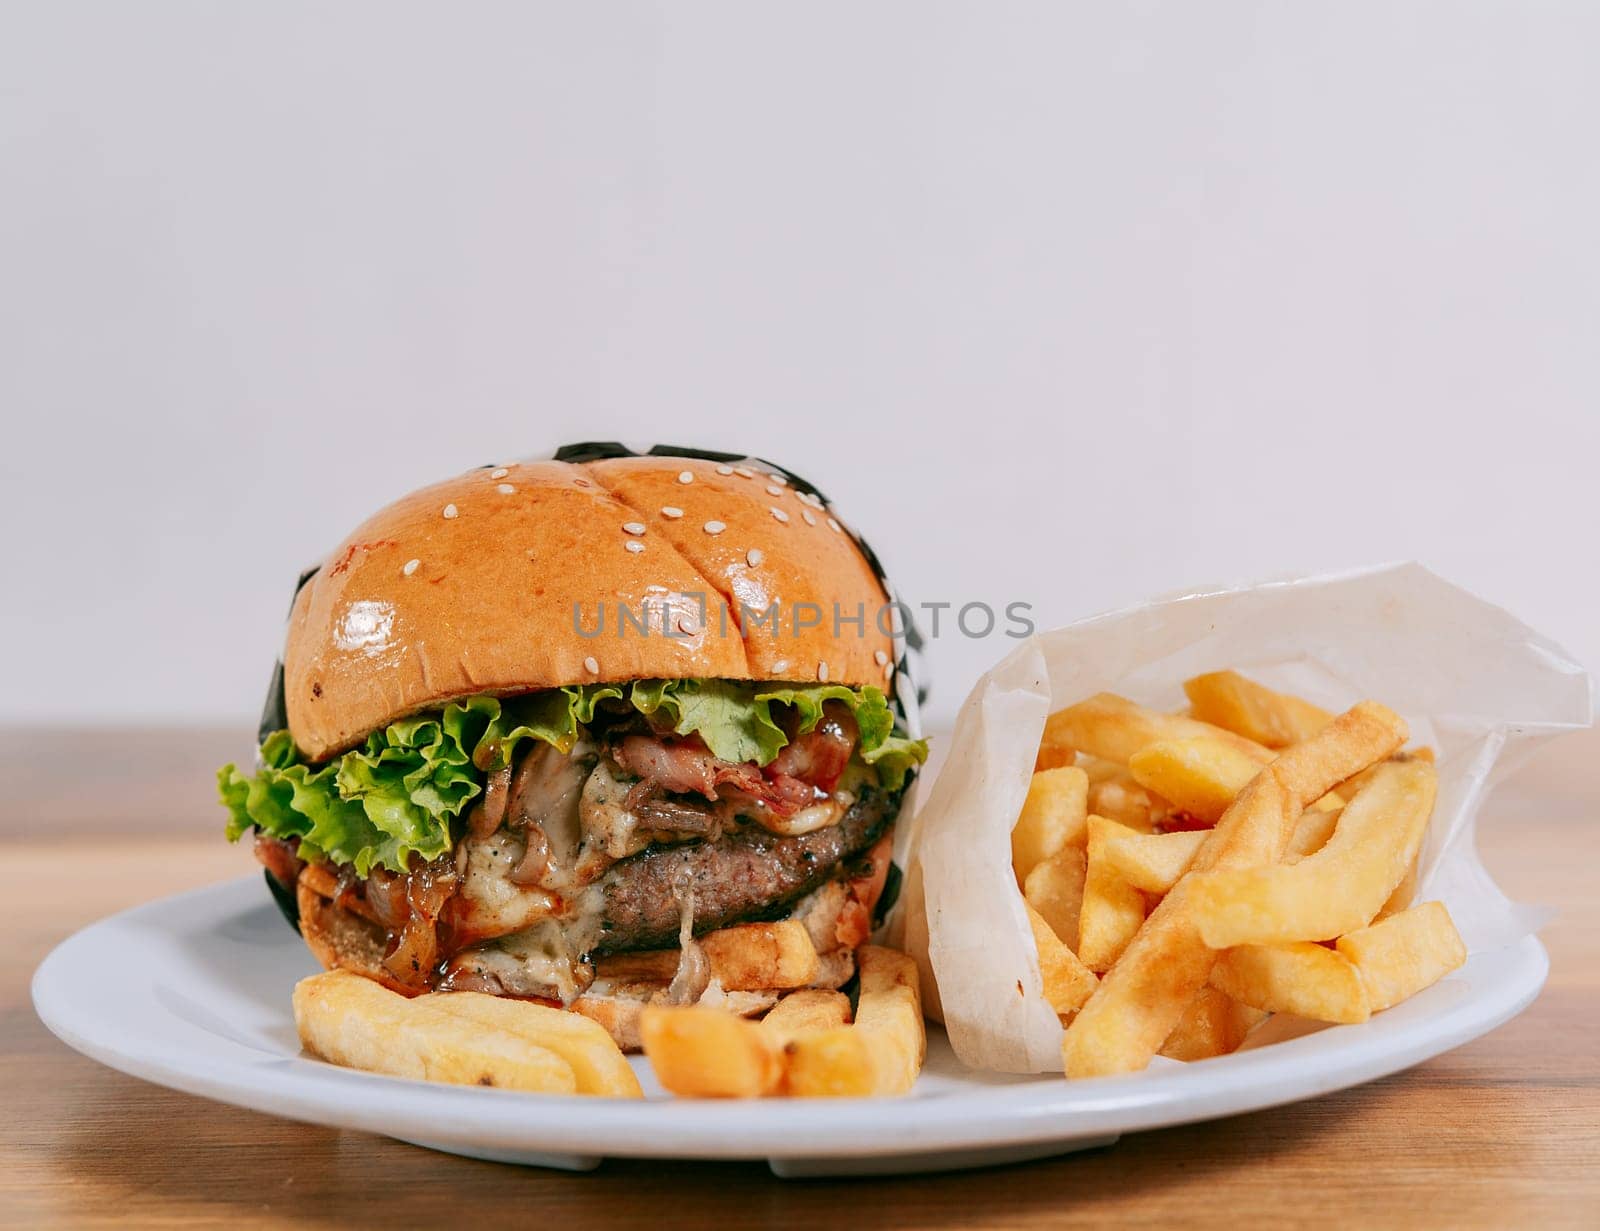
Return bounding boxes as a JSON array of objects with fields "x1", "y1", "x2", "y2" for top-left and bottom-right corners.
[{"x1": 898, "y1": 563, "x2": 1593, "y2": 1074}]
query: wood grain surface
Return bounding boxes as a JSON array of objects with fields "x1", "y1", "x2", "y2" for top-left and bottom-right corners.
[{"x1": 2, "y1": 726, "x2": 1595, "y2": 1229}]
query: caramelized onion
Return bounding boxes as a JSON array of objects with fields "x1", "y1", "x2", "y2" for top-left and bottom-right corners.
[
  {"x1": 406, "y1": 859, "x2": 457, "y2": 921},
  {"x1": 469, "y1": 764, "x2": 514, "y2": 838},
  {"x1": 364, "y1": 869, "x2": 409, "y2": 930},
  {"x1": 366, "y1": 857, "x2": 458, "y2": 988},
  {"x1": 507, "y1": 827, "x2": 551, "y2": 887},
  {"x1": 383, "y1": 915, "x2": 438, "y2": 986}
]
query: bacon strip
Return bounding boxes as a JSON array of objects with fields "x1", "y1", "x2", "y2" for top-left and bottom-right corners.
[{"x1": 611, "y1": 703, "x2": 858, "y2": 818}]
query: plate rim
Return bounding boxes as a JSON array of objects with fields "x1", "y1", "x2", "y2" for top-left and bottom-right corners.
[{"x1": 32, "y1": 875, "x2": 1549, "y2": 1162}]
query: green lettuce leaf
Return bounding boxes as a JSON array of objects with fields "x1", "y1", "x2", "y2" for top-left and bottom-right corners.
[{"x1": 221, "y1": 680, "x2": 925, "y2": 874}]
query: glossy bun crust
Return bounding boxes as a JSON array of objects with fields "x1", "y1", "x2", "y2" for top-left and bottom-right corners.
[{"x1": 284, "y1": 456, "x2": 895, "y2": 761}]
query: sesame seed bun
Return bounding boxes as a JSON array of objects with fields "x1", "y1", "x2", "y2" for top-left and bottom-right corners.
[{"x1": 283, "y1": 456, "x2": 895, "y2": 761}]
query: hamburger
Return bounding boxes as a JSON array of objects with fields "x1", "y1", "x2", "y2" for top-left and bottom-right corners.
[{"x1": 219, "y1": 445, "x2": 926, "y2": 1048}]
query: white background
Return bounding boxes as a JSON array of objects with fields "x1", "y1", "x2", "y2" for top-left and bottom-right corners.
[{"x1": 3, "y1": 2, "x2": 1596, "y2": 728}]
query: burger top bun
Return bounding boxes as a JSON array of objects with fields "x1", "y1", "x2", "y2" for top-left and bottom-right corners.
[{"x1": 284, "y1": 456, "x2": 896, "y2": 761}]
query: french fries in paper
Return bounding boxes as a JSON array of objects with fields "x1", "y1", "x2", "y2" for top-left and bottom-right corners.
[
  {"x1": 1187, "y1": 760, "x2": 1438, "y2": 948},
  {"x1": 912, "y1": 566, "x2": 1587, "y2": 1076},
  {"x1": 1014, "y1": 678, "x2": 1472, "y2": 1071},
  {"x1": 1060, "y1": 702, "x2": 1408, "y2": 1077}
]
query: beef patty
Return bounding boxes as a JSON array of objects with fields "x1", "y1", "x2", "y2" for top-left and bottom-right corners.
[{"x1": 593, "y1": 786, "x2": 892, "y2": 953}]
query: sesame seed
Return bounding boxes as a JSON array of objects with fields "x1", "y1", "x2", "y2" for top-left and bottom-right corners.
[
  {"x1": 817, "y1": 661, "x2": 830, "y2": 682},
  {"x1": 799, "y1": 491, "x2": 823, "y2": 508},
  {"x1": 874, "y1": 649, "x2": 889, "y2": 666},
  {"x1": 574, "y1": 478, "x2": 591, "y2": 487},
  {"x1": 402, "y1": 558, "x2": 420, "y2": 576},
  {"x1": 768, "y1": 474, "x2": 788, "y2": 486},
  {"x1": 584, "y1": 656, "x2": 599, "y2": 674},
  {"x1": 490, "y1": 468, "x2": 509, "y2": 479},
  {"x1": 677, "y1": 470, "x2": 694, "y2": 484},
  {"x1": 766, "y1": 484, "x2": 784, "y2": 497},
  {"x1": 734, "y1": 466, "x2": 755, "y2": 478},
  {"x1": 622, "y1": 521, "x2": 646, "y2": 535},
  {"x1": 442, "y1": 503, "x2": 459, "y2": 519},
  {"x1": 497, "y1": 483, "x2": 515, "y2": 495},
  {"x1": 772, "y1": 659, "x2": 789, "y2": 673},
  {"x1": 770, "y1": 507, "x2": 790, "y2": 524},
  {"x1": 660, "y1": 506, "x2": 684, "y2": 519},
  {"x1": 715, "y1": 465, "x2": 734, "y2": 475},
  {"x1": 747, "y1": 548, "x2": 764, "y2": 567},
  {"x1": 625, "y1": 540, "x2": 645, "y2": 554},
  {"x1": 827, "y1": 517, "x2": 843, "y2": 533},
  {"x1": 703, "y1": 520, "x2": 726, "y2": 535},
  {"x1": 801, "y1": 509, "x2": 817, "y2": 526},
  {"x1": 884, "y1": 661, "x2": 894, "y2": 678}
]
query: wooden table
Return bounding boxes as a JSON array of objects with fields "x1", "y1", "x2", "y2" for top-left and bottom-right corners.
[{"x1": 3, "y1": 727, "x2": 1596, "y2": 1229}]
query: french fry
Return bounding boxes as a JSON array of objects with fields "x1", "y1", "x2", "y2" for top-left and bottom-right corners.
[
  {"x1": 293, "y1": 971, "x2": 580, "y2": 1093},
  {"x1": 702, "y1": 921, "x2": 820, "y2": 988},
  {"x1": 1129, "y1": 738, "x2": 1258, "y2": 825},
  {"x1": 1078, "y1": 815, "x2": 1148, "y2": 971},
  {"x1": 759, "y1": 989, "x2": 851, "y2": 1043},
  {"x1": 1087, "y1": 776, "x2": 1162, "y2": 831},
  {"x1": 1025, "y1": 903, "x2": 1098, "y2": 1016},
  {"x1": 1102, "y1": 829, "x2": 1207, "y2": 896},
  {"x1": 1335, "y1": 746, "x2": 1437, "y2": 800},
  {"x1": 1158, "y1": 985, "x2": 1267, "y2": 1061},
  {"x1": 1285, "y1": 804, "x2": 1342, "y2": 860},
  {"x1": 425, "y1": 992, "x2": 644, "y2": 1097},
  {"x1": 640, "y1": 1006, "x2": 784, "y2": 1097},
  {"x1": 596, "y1": 920, "x2": 820, "y2": 990},
  {"x1": 1210, "y1": 943, "x2": 1371, "y2": 1024},
  {"x1": 1188, "y1": 760, "x2": 1438, "y2": 948},
  {"x1": 1337, "y1": 901, "x2": 1466, "y2": 1011},
  {"x1": 1256, "y1": 703, "x2": 1404, "y2": 814},
  {"x1": 1183, "y1": 670, "x2": 1333, "y2": 749},
  {"x1": 1061, "y1": 702, "x2": 1406, "y2": 1077},
  {"x1": 1078, "y1": 755, "x2": 1129, "y2": 785},
  {"x1": 1034, "y1": 725, "x2": 1077, "y2": 772},
  {"x1": 1129, "y1": 736, "x2": 1343, "y2": 826},
  {"x1": 1044, "y1": 693, "x2": 1273, "y2": 766},
  {"x1": 1011, "y1": 766, "x2": 1089, "y2": 884},
  {"x1": 1375, "y1": 853, "x2": 1420, "y2": 921},
  {"x1": 784, "y1": 947, "x2": 925, "y2": 1097},
  {"x1": 1023, "y1": 845, "x2": 1087, "y2": 947}
]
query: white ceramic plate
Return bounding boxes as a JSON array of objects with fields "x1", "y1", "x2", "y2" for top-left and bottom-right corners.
[{"x1": 33, "y1": 876, "x2": 1546, "y2": 1177}]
